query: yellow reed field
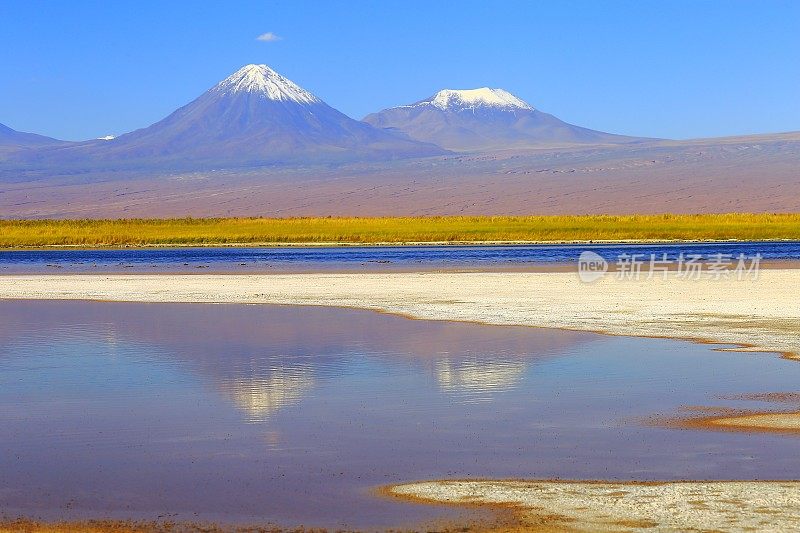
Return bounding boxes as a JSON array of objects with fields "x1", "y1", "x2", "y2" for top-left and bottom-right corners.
[{"x1": 1, "y1": 213, "x2": 799, "y2": 248}]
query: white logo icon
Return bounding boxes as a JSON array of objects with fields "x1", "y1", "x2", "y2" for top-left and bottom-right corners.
[{"x1": 578, "y1": 251, "x2": 608, "y2": 282}]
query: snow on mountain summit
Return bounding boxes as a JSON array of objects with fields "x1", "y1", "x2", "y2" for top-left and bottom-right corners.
[
  {"x1": 364, "y1": 87, "x2": 638, "y2": 151},
  {"x1": 213, "y1": 64, "x2": 321, "y2": 104},
  {"x1": 415, "y1": 88, "x2": 533, "y2": 111}
]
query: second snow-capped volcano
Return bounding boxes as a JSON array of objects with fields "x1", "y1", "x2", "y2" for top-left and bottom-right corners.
[
  {"x1": 424, "y1": 88, "x2": 532, "y2": 112},
  {"x1": 364, "y1": 88, "x2": 639, "y2": 151},
  {"x1": 30, "y1": 64, "x2": 444, "y2": 167}
]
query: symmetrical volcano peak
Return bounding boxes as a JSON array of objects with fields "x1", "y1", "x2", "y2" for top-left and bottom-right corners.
[{"x1": 213, "y1": 64, "x2": 321, "y2": 104}]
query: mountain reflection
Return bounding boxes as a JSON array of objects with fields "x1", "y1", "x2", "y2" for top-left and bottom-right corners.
[
  {"x1": 0, "y1": 301, "x2": 595, "y2": 419},
  {"x1": 434, "y1": 358, "x2": 527, "y2": 402},
  {"x1": 218, "y1": 365, "x2": 315, "y2": 422}
]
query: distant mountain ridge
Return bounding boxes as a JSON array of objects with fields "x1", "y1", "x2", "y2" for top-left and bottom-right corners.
[
  {"x1": 364, "y1": 88, "x2": 643, "y2": 151},
  {"x1": 0, "y1": 122, "x2": 63, "y2": 148},
  {"x1": 7, "y1": 65, "x2": 445, "y2": 168},
  {"x1": 1, "y1": 67, "x2": 797, "y2": 218}
]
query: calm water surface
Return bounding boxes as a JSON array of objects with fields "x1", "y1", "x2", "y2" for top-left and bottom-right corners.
[
  {"x1": 2, "y1": 241, "x2": 799, "y2": 273},
  {"x1": 1, "y1": 301, "x2": 799, "y2": 529}
]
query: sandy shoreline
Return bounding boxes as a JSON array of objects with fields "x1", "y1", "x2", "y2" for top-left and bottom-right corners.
[
  {"x1": 692, "y1": 410, "x2": 800, "y2": 433},
  {"x1": 387, "y1": 480, "x2": 800, "y2": 532},
  {"x1": 657, "y1": 403, "x2": 800, "y2": 435},
  {"x1": 1, "y1": 270, "x2": 799, "y2": 359}
]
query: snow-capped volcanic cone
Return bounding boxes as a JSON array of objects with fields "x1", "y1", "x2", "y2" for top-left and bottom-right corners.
[
  {"x1": 101, "y1": 64, "x2": 446, "y2": 164},
  {"x1": 364, "y1": 88, "x2": 641, "y2": 151},
  {"x1": 18, "y1": 65, "x2": 444, "y2": 168}
]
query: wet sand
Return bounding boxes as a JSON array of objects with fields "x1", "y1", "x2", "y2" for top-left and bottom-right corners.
[
  {"x1": 1, "y1": 270, "x2": 799, "y2": 359},
  {"x1": 388, "y1": 480, "x2": 800, "y2": 532},
  {"x1": 0, "y1": 518, "x2": 290, "y2": 533},
  {"x1": 693, "y1": 410, "x2": 800, "y2": 433},
  {"x1": 660, "y1": 397, "x2": 800, "y2": 435},
  {"x1": 0, "y1": 518, "x2": 504, "y2": 533}
]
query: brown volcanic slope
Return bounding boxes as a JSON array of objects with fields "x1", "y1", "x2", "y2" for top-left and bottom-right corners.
[{"x1": 1, "y1": 131, "x2": 798, "y2": 218}]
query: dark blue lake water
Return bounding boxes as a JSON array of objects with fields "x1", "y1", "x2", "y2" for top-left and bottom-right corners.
[{"x1": 2, "y1": 241, "x2": 799, "y2": 273}]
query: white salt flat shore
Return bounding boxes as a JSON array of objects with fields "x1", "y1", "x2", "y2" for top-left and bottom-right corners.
[
  {"x1": 1, "y1": 270, "x2": 798, "y2": 359},
  {"x1": 389, "y1": 480, "x2": 800, "y2": 532}
]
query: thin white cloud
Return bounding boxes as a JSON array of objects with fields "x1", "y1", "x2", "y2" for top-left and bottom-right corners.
[{"x1": 256, "y1": 32, "x2": 282, "y2": 42}]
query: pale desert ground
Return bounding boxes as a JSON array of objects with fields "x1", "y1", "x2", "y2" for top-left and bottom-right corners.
[{"x1": 2, "y1": 133, "x2": 799, "y2": 218}]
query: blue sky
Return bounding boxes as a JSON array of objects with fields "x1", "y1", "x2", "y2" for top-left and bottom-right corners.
[{"x1": 1, "y1": 0, "x2": 798, "y2": 141}]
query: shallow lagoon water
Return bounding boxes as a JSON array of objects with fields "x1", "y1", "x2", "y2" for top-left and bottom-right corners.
[{"x1": 1, "y1": 300, "x2": 800, "y2": 529}]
